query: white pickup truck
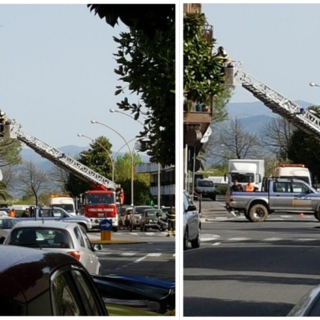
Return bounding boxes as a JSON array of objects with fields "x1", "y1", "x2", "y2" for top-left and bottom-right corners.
[{"x1": 226, "y1": 178, "x2": 320, "y2": 222}]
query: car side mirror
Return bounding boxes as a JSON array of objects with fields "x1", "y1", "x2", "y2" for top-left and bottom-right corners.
[
  {"x1": 187, "y1": 205, "x2": 197, "y2": 211},
  {"x1": 93, "y1": 244, "x2": 102, "y2": 251}
]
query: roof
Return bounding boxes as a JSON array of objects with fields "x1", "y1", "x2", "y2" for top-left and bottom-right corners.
[
  {"x1": 14, "y1": 220, "x2": 73, "y2": 229},
  {"x1": 0, "y1": 246, "x2": 78, "y2": 302}
]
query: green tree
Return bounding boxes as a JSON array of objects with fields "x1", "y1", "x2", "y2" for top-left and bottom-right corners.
[
  {"x1": 119, "y1": 178, "x2": 152, "y2": 205},
  {"x1": 184, "y1": 12, "x2": 231, "y2": 115},
  {"x1": 0, "y1": 139, "x2": 21, "y2": 168},
  {"x1": 286, "y1": 107, "x2": 320, "y2": 184},
  {"x1": 64, "y1": 136, "x2": 113, "y2": 196},
  {"x1": 88, "y1": 4, "x2": 175, "y2": 167}
]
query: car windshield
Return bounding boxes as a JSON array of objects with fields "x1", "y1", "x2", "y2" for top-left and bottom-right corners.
[
  {"x1": 145, "y1": 212, "x2": 157, "y2": 218},
  {"x1": 85, "y1": 193, "x2": 115, "y2": 205},
  {"x1": 8, "y1": 227, "x2": 73, "y2": 249},
  {"x1": 0, "y1": 218, "x2": 19, "y2": 229},
  {"x1": 198, "y1": 180, "x2": 214, "y2": 187},
  {"x1": 135, "y1": 206, "x2": 153, "y2": 214}
]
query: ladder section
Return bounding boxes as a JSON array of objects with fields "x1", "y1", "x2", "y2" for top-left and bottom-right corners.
[
  {"x1": 235, "y1": 70, "x2": 320, "y2": 139},
  {"x1": 13, "y1": 124, "x2": 116, "y2": 190}
]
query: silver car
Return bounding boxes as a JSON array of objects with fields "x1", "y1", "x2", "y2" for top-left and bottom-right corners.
[
  {"x1": 4, "y1": 220, "x2": 101, "y2": 275},
  {"x1": 183, "y1": 191, "x2": 201, "y2": 250},
  {"x1": 0, "y1": 217, "x2": 20, "y2": 244}
]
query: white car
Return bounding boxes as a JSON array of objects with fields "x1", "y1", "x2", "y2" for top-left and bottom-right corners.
[
  {"x1": 4, "y1": 220, "x2": 101, "y2": 275},
  {"x1": 183, "y1": 191, "x2": 201, "y2": 250}
]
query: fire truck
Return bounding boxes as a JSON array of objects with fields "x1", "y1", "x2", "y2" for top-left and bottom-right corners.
[{"x1": 3, "y1": 120, "x2": 123, "y2": 231}]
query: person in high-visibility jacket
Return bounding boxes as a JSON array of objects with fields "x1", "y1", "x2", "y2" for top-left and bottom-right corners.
[
  {"x1": 166, "y1": 207, "x2": 175, "y2": 237},
  {"x1": 9, "y1": 208, "x2": 15, "y2": 218},
  {"x1": 245, "y1": 179, "x2": 254, "y2": 192}
]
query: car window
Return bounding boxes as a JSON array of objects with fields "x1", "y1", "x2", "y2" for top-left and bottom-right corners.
[
  {"x1": 198, "y1": 180, "x2": 214, "y2": 187},
  {"x1": 292, "y1": 182, "x2": 310, "y2": 193},
  {"x1": 51, "y1": 269, "x2": 82, "y2": 316},
  {"x1": 0, "y1": 219, "x2": 18, "y2": 229},
  {"x1": 80, "y1": 228, "x2": 93, "y2": 250},
  {"x1": 72, "y1": 270, "x2": 102, "y2": 315},
  {"x1": 74, "y1": 226, "x2": 85, "y2": 248},
  {"x1": 7, "y1": 228, "x2": 72, "y2": 248}
]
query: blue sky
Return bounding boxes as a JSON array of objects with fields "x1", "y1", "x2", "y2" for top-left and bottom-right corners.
[
  {"x1": 0, "y1": 4, "x2": 145, "y2": 152},
  {"x1": 203, "y1": 3, "x2": 320, "y2": 106}
]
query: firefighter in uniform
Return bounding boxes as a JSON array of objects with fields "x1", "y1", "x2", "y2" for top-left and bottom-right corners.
[
  {"x1": 0, "y1": 111, "x2": 8, "y2": 137},
  {"x1": 166, "y1": 207, "x2": 175, "y2": 237}
]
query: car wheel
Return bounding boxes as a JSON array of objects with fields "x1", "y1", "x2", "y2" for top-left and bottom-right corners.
[
  {"x1": 191, "y1": 232, "x2": 200, "y2": 248},
  {"x1": 315, "y1": 209, "x2": 320, "y2": 221},
  {"x1": 140, "y1": 225, "x2": 143, "y2": 231},
  {"x1": 211, "y1": 195, "x2": 216, "y2": 201},
  {"x1": 249, "y1": 203, "x2": 268, "y2": 222},
  {"x1": 184, "y1": 229, "x2": 188, "y2": 250}
]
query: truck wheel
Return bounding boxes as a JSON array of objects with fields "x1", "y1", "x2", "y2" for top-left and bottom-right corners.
[
  {"x1": 244, "y1": 211, "x2": 251, "y2": 221},
  {"x1": 211, "y1": 194, "x2": 216, "y2": 201},
  {"x1": 249, "y1": 204, "x2": 268, "y2": 222},
  {"x1": 314, "y1": 210, "x2": 320, "y2": 221}
]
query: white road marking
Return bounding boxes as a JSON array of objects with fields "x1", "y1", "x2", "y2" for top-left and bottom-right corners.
[
  {"x1": 212, "y1": 242, "x2": 221, "y2": 246},
  {"x1": 133, "y1": 253, "x2": 161, "y2": 263},
  {"x1": 262, "y1": 237, "x2": 282, "y2": 241},
  {"x1": 227, "y1": 237, "x2": 251, "y2": 241},
  {"x1": 145, "y1": 232, "x2": 155, "y2": 236},
  {"x1": 129, "y1": 233, "x2": 139, "y2": 236},
  {"x1": 121, "y1": 252, "x2": 136, "y2": 256},
  {"x1": 201, "y1": 234, "x2": 220, "y2": 242},
  {"x1": 296, "y1": 238, "x2": 318, "y2": 241}
]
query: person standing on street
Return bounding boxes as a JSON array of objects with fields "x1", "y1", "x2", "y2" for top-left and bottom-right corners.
[
  {"x1": 166, "y1": 207, "x2": 175, "y2": 237},
  {"x1": 9, "y1": 208, "x2": 15, "y2": 218}
]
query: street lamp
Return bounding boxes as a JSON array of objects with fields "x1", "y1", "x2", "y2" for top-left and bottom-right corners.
[
  {"x1": 109, "y1": 108, "x2": 162, "y2": 208},
  {"x1": 310, "y1": 82, "x2": 320, "y2": 88},
  {"x1": 91, "y1": 120, "x2": 135, "y2": 206},
  {"x1": 77, "y1": 133, "x2": 115, "y2": 182},
  {"x1": 109, "y1": 108, "x2": 145, "y2": 126}
]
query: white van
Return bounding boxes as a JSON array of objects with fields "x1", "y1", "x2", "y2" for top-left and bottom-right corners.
[{"x1": 273, "y1": 164, "x2": 312, "y2": 186}]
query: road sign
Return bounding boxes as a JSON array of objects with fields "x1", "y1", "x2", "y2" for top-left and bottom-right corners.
[{"x1": 100, "y1": 219, "x2": 112, "y2": 231}]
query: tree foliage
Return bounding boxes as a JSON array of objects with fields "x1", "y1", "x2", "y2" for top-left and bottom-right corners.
[
  {"x1": 17, "y1": 161, "x2": 49, "y2": 206},
  {"x1": 261, "y1": 117, "x2": 294, "y2": 161},
  {"x1": 184, "y1": 13, "x2": 230, "y2": 113},
  {"x1": 205, "y1": 118, "x2": 264, "y2": 160},
  {"x1": 89, "y1": 4, "x2": 175, "y2": 167},
  {"x1": 65, "y1": 136, "x2": 113, "y2": 196},
  {"x1": 0, "y1": 139, "x2": 21, "y2": 168}
]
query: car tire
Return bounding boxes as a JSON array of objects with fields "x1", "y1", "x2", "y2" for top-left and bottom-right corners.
[
  {"x1": 314, "y1": 210, "x2": 320, "y2": 221},
  {"x1": 248, "y1": 203, "x2": 268, "y2": 222},
  {"x1": 211, "y1": 194, "x2": 216, "y2": 201},
  {"x1": 184, "y1": 229, "x2": 188, "y2": 250},
  {"x1": 191, "y1": 233, "x2": 200, "y2": 248}
]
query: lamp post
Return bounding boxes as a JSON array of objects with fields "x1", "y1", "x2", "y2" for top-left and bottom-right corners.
[
  {"x1": 91, "y1": 120, "x2": 135, "y2": 206},
  {"x1": 109, "y1": 108, "x2": 162, "y2": 208},
  {"x1": 310, "y1": 82, "x2": 320, "y2": 88}
]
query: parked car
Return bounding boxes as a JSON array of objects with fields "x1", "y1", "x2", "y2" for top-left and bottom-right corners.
[
  {"x1": 140, "y1": 209, "x2": 163, "y2": 231},
  {"x1": 16, "y1": 206, "x2": 92, "y2": 232},
  {"x1": 130, "y1": 205, "x2": 153, "y2": 231},
  {"x1": 4, "y1": 220, "x2": 101, "y2": 275},
  {"x1": 183, "y1": 190, "x2": 201, "y2": 250},
  {"x1": 287, "y1": 284, "x2": 320, "y2": 316},
  {"x1": 0, "y1": 217, "x2": 20, "y2": 244},
  {"x1": 118, "y1": 205, "x2": 133, "y2": 229},
  {"x1": 0, "y1": 245, "x2": 108, "y2": 316}
]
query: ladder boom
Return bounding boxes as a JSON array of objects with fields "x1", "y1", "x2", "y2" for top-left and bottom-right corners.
[
  {"x1": 10, "y1": 123, "x2": 116, "y2": 190},
  {"x1": 232, "y1": 66, "x2": 320, "y2": 139}
]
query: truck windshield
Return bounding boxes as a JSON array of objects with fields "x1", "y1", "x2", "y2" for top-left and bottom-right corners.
[
  {"x1": 230, "y1": 173, "x2": 254, "y2": 183},
  {"x1": 53, "y1": 204, "x2": 74, "y2": 213},
  {"x1": 198, "y1": 180, "x2": 214, "y2": 187},
  {"x1": 85, "y1": 193, "x2": 115, "y2": 205}
]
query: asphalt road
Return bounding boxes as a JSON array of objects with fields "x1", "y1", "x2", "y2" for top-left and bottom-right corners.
[
  {"x1": 184, "y1": 198, "x2": 320, "y2": 317},
  {"x1": 88, "y1": 229, "x2": 175, "y2": 281}
]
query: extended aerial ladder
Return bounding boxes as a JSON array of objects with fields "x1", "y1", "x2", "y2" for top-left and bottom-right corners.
[
  {"x1": 4, "y1": 120, "x2": 117, "y2": 190},
  {"x1": 227, "y1": 62, "x2": 320, "y2": 140}
]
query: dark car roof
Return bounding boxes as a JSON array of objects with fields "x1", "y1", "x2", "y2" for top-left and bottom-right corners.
[{"x1": 0, "y1": 245, "x2": 80, "y2": 303}]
